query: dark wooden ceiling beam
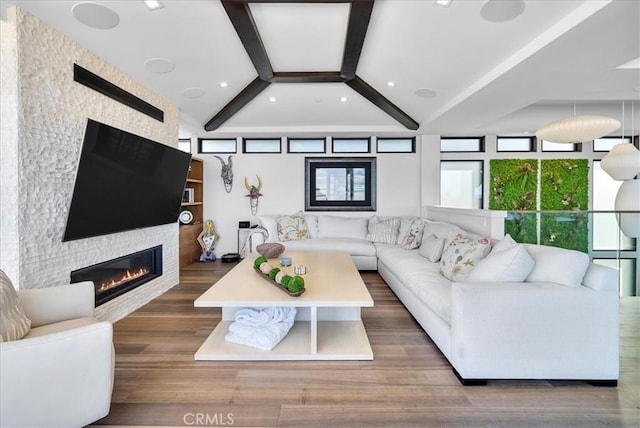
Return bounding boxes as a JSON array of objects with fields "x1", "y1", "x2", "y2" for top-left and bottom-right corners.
[
  {"x1": 346, "y1": 75, "x2": 419, "y2": 130},
  {"x1": 221, "y1": 1, "x2": 273, "y2": 81},
  {"x1": 207, "y1": 0, "x2": 421, "y2": 131},
  {"x1": 340, "y1": 0, "x2": 374, "y2": 80},
  {"x1": 204, "y1": 77, "x2": 271, "y2": 131},
  {"x1": 270, "y1": 71, "x2": 345, "y2": 83}
]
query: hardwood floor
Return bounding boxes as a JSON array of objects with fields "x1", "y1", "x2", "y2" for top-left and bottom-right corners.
[{"x1": 93, "y1": 261, "x2": 640, "y2": 427}]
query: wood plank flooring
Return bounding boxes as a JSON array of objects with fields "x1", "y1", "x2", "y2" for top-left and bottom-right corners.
[{"x1": 92, "y1": 261, "x2": 640, "y2": 427}]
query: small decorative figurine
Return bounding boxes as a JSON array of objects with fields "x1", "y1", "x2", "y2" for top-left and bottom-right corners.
[
  {"x1": 197, "y1": 220, "x2": 218, "y2": 262},
  {"x1": 214, "y1": 155, "x2": 233, "y2": 193},
  {"x1": 244, "y1": 175, "x2": 263, "y2": 215}
]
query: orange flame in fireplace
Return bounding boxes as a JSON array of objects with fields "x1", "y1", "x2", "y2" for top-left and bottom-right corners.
[{"x1": 98, "y1": 267, "x2": 150, "y2": 292}]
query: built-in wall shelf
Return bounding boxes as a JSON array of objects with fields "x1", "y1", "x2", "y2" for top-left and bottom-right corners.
[{"x1": 179, "y1": 157, "x2": 204, "y2": 267}]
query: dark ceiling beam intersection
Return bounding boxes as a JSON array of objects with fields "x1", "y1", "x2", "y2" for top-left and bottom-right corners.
[{"x1": 208, "y1": 0, "x2": 419, "y2": 131}]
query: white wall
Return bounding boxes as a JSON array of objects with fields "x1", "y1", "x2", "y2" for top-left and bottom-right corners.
[
  {"x1": 0, "y1": 7, "x2": 180, "y2": 322},
  {"x1": 184, "y1": 137, "x2": 425, "y2": 255}
]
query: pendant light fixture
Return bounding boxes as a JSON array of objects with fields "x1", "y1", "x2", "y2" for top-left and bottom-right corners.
[
  {"x1": 601, "y1": 101, "x2": 640, "y2": 238},
  {"x1": 535, "y1": 104, "x2": 621, "y2": 143}
]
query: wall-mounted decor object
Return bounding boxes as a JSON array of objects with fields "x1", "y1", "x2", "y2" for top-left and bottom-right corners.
[
  {"x1": 305, "y1": 157, "x2": 376, "y2": 211},
  {"x1": 244, "y1": 176, "x2": 263, "y2": 215},
  {"x1": 73, "y1": 64, "x2": 164, "y2": 122},
  {"x1": 489, "y1": 159, "x2": 538, "y2": 243},
  {"x1": 214, "y1": 155, "x2": 233, "y2": 193}
]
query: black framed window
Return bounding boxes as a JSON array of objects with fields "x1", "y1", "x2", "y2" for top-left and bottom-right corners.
[
  {"x1": 376, "y1": 137, "x2": 415, "y2": 153},
  {"x1": 440, "y1": 137, "x2": 485, "y2": 152},
  {"x1": 305, "y1": 157, "x2": 376, "y2": 211},
  {"x1": 332, "y1": 138, "x2": 370, "y2": 153},
  {"x1": 593, "y1": 137, "x2": 632, "y2": 152},
  {"x1": 440, "y1": 160, "x2": 484, "y2": 209},
  {"x1": 541, "y1": 140, "x2": 581, "y2": 152},
  {"x1": 497, "y1": 137, "x2": 535, "y2": 152},
  {"x1": 287, "y1": 138, "x2": 326, "y2": 153},
  {"x1": 243, "y1": 138, "x2": 281, "y2": 153},
  {"x1": 198, "y1": 138, "x2": 236, "y2": 154}
]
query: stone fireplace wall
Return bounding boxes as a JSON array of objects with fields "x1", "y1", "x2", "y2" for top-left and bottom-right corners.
[{"x1": 0, "y1": 7, "x2": 180, "y2": 322}]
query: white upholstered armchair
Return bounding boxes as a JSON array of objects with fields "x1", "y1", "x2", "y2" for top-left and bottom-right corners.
[{"x1": 0, "y1": 274, "x2": 114, "y2": 427}]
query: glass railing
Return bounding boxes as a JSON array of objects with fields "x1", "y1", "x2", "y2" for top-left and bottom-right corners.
[{"x1": 505, "y1": 210, "x2": 639, "y2": 296}]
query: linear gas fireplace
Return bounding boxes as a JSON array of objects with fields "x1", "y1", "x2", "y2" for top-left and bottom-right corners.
[{"x1": 71, "y1": 246, "x2": 162, "y2": 306}]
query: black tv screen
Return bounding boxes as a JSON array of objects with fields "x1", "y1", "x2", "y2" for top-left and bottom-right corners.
[{"x1": 63, "y1": 119, "x2": 192, "y2": 241}]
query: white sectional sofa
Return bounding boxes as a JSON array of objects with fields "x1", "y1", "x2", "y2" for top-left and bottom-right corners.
[{"x1": 255, "y1": 207, "x2": 620, "y2": 385}]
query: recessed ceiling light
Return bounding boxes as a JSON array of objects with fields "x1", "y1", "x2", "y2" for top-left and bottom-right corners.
[
  {"x1": 144, "y1": 58, "x2": 175, "y2": 74},
  {"x1": 480, "y1": 0, "x2": 525, "y2": 23},
  {"x1": 434, "y1": 0, "x2": 452, "y2": 7},
  {"x1": 269, "y1": 96, "x2": 276, "y2": 103},
  {"x1": 182, "y1": 87, "x2": 205, "y2": 99},
  {"x1": 340, "y1": 96, "x2": 348, "y2": 103},
  {"x1": 387, "y1": 81, "x2": 396, "y2": 87},
  {"x1": 219, "y1": 81, "x2": 229, "y2": 88},
  {"x1": 415, "y1": 88, "x2": 437, "y2": 98},
  {"x1": 144, "y1": 0, "x2": 164, "y2": 11},
  {"x1": 72, "y1": 2, "x2": 119, "y2": 29}
]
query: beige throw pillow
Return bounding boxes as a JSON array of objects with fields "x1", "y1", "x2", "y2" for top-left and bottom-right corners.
[
  {"x1": 366, "y1": 216, "x2": 400, "y2": 244},
  {"x1": 440, "y1": 234, "x2": 492, "y2": 281},
  {"x1": 276, "y1": 211, "x2": 309, "y2": 241},
  {"x1": 0, "y1": 270, "x2": 31, "y2": 342}
]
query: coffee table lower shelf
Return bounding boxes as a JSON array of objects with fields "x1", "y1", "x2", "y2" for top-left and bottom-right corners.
[{"x1": 194, "y1": 320, "x2": 373, "y2": 361}]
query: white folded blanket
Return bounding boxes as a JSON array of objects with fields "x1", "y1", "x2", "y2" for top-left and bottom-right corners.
[
  {"x1": 225, "y1": 306, "x2": 296, "y2": 351},
  {"x1": 234, "y1": 306, "x2": 289, "y2": 327}
]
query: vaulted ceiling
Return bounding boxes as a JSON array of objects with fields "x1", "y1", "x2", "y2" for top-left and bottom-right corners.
[{"x1": 4, "y1": 0, "x2": 640, "y2": 138}]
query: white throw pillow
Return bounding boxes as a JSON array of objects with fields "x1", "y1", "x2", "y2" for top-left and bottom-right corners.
[
  {"x1": 317, "y1": 216, "x2": 368, "y2": 239},
  {"x1": 424, "y1": 221, "x2": 461, "y2": 240},
  {"x1": 524, "y1": 244, "x2": 590, "y2": 287},
  {"x1": 366, "y1": 216, "x2": 400, "y2": 244},
  {"x1": 257, "y1": 215, "x2": 278, "y2": 243},
  {"x1": 419, "y1": 235, "x2": 446, "y2": 262},
  {"x1": 400, "y1": 218, "x2": 425, "y2": 250},
  {"x1": 467, "y1": 245, "x2": 535, "y2": 282},
  {"x1": 0, "y1": 270, "x2": 31, "y2": 342},
  {"x1": 440, "y1": 234, "x2": 492, "y2": 282},
  {"x1": 276, "y1": 211, "x2": 309, "y2": 241},
  {"x1": 491, "y1": 233, "x2": 518, "y2": 253}
]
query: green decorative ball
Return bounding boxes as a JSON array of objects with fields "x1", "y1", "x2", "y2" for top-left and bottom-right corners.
[
  {"x1": 280, "y1": 275, "x2": 292, "y2": 288},
  {"x1": 287, "y1": 276, "x2": 305, "y2": 293},
  {"x1": 254, "y1": 256, "x2": 267, "y2": 269},
  {"x1": 268, "y1": 267, "x2": 281, "y2": 280}
]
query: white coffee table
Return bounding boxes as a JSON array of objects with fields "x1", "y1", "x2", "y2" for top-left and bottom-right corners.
[{"x1": 194, "y1": 251, "x2": 374, "y2": 360}]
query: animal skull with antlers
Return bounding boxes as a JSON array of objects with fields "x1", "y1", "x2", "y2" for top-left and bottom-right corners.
[{"x1": 214, "y1": 155, "x2": 233, "y2": 193}]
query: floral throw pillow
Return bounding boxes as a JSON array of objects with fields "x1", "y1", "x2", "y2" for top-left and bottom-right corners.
[
  {"x1": 400, "y1": 218, "x2": 425, "y2": 250},
  {"x1": 276, "y1": 211, "x2": 309, "y2": 241},
  {"x1": 440, "y1": 234, "x2": 492, "y2": 281}
]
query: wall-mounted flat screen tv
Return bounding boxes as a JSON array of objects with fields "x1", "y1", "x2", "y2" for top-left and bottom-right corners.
[{"x1": 63, "y1": 119, "x2": 191, "y2": 241}]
